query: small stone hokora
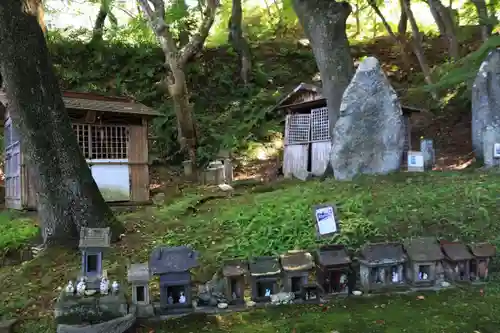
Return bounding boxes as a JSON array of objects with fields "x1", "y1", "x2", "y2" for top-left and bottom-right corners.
[
  {"x1": 179, "y1": 292, "x2": 186, "y2": 304},
  {"x1": 65, "y1": 281, "x2": 75, "y2": 295},
  {"x1": 76, "y1": 277, "x2": 86, "y2": 296},
  {"x1": 99, "y1": 277, "x2": 109, "y2": 295}
]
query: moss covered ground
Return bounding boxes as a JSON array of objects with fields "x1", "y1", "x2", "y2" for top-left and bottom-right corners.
[{"x1": 1, "y1": 171, "x2": 500, "y2": 332}]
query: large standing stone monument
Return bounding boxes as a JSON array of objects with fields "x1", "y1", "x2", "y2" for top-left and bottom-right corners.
[
  {"x1": 330, "y1": 57, "x2": 405, "y2": 180},
  {"x1": 471, "y1": 48, "x2": 500, "y2": 161}
]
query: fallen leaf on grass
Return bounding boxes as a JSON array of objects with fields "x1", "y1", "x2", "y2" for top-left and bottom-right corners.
[{"x1": 416, "y1": 295, "x2": 425, "y2": 300}]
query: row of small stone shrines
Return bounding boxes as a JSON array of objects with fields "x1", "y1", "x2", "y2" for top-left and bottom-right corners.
[{"x1": 126, "y1": 238, "x2": 495, "y2": 317}]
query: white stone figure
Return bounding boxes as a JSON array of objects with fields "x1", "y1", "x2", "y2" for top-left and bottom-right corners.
[
  {"x1": 264, "y1": 288, "x2": 271, "y2": 297},
  {"x1": 392, "y1": 271, "x2": 399, "y2": 283},
  {"x1": 232, "y1": 292, "x2": 237, "y2": 299},
  {"x1": 65, "y1": 281, "x2": 75, "y2": 295},
  {"x1": 422, "y1": 273, "x2": 428, "y2": 280},
  {"x1": 111, "y1": 281, "x2": 119, "y2": 294},
  {"x1": 378, "y1": 268, "x2": 385, "y2": 283},
  {"x1": 76, "y1": 277, "x2": 86, "y2": 296},
  {"x1": 179, "y1": 292, "x2": 186, "y2": 304},
  {"x1": 99, "y1": 277, "x2": 109, "y2": 295},
  {"x1": 167, "y1": 295, "x2": 174, "y2": 304}
]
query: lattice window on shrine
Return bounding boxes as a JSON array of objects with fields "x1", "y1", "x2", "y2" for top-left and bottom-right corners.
[
  {"x1": 310, "y1": 107, "x2": 330, "y2": 142},
  {"x1": 72, "y1": 124, "x2": 91, "y2": 159},
  {"x1": 90, "y1": 125, "x2": 129, "y2": 159},
  {"x1": 286, "y1": 114, "x2": 310, "y2": 144}
]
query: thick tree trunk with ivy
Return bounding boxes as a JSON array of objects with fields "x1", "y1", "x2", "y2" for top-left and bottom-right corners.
[
  {"x1": 426, "y1": 0, "x2": 459, "y2": 59},
  {"x1": 138, "y1": 0, "x2": 217, "y2": 175},
  {"x1": 228, "y1": 0, "x2": 252, "y2": 84},
  {"x1": 0, "y1": 0, "x2": 124, "y2": 247},
  {"x1": 292, "y1": 0, "x2": 354, "y2": 128}
]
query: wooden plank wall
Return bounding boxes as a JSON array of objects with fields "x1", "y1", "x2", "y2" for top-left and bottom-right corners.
[
  {"x1": 311, "y1": 141, "x2": 332, "y2": 176},
  {"x1": 128, "y1": 120, "x2": 150, "y2": 202},
  {"x1": 283, "y1": 144, "x2": 308, "y2": 178}
]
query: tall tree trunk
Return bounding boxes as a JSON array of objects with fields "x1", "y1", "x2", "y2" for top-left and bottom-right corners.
[
  {"x1": 292, "y1": 0, "x2": 354, "y2": 129},
  {"x1": 228, "y1": 0, "x2": 252, "y2": 84},
  {"x1": 90, "y1": 0, "x2": 109, "y2": 44},
  {"x1": 138, "y1": 0, "x2": 217, "y2": 175},
  {"x1": 398, "y1": 0, "x2": 408, "y2": 36},
  {"x1": 472, "y1": 0, "x2": 492, "y2": 41},
  {"x1": 0, "y1": 0, "x2": 124, "y2": 247},
  {"x1": 368, "y1": 0, "x2": 412, "y2": 70},
  {"x1": 402, "y1": 0, "x2": 436, "y2": 96},
  {"x1": 426, "y1": 0, "x2": 459, "y2": 59}
]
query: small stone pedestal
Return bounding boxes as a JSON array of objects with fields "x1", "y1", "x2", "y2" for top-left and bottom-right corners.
[{"x1": 54, "y1": 290, "x2": 128, "y2": 326}]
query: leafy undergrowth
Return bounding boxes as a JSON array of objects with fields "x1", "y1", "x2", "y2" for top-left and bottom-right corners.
[
  {"x1": 2, "y1": 171, "x2": 500, "y2": 332},
  {"x1": 0, "y1": 212, "x2": 39, "y2": 254}
]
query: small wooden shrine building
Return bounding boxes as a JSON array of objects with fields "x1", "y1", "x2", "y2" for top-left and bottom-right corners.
[
  {"x1": 270, "y1": 83, "x2": 423, "y2": 178},
  {"x1": 0, "y1": 91, "x2": 160, "y2": 210}
]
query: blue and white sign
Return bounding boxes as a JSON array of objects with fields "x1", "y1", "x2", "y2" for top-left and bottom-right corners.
[
  {"x1": 314, "y1": 205, "x2": 338, "y2": 236},
  {"x1": 408, "y1": 153, "x2": 424, "y2": 168},
  {"x1": 494, "y1": 143, "x2": 500, "y2": 158}
]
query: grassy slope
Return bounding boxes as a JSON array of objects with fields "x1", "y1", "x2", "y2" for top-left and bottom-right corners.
[
  {"x1": 2, "y1": 171, "x2": 500, "y2": 332},
  {"x1": 0, "y1": 212, "x2": 38, "y2": 254}
]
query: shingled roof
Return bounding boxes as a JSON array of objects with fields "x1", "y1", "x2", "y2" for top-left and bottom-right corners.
[
  {"x1": 149, "y1": 246, "x2": 199, "y2": 275},
  {"x1": 222, "y1": 259, "x2": 249, "y2": 277},
  {"x1": 468, "y1": 243, "x2": 496, "y2": 258},
  {"x1": 249, "y1": 256, "x2": 281, "y2": 277},
  {"x1": 280, "y1": 250, "x2": 314, "y2": 272},
  {"x1": 441, "y1": 242, "x2": 474, "y2": 261},
  {"x1": 404, "y1": 237, "x2": 444, "y2": 262},
  {"x1": 316, "y1": 245, "x2": 352, "y2": 266},
  {"x1": 0, "y1": 90, "x2": 160, "y2": 117},
  {"x1": 79, "y1": 227, "x2": 111, "y2": 249},
  {"x1": 127, "y1": 263, "x2": 151, "y2": 283},
  {"x1": 359, "y1": 242, "x2": 406, "y2": 264}
]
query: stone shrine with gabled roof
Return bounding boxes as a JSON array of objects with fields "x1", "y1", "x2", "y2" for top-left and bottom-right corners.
[
  {"x1": 468, "y1": 242, "x2": 496, "y2": 283},
  {"x1": 79, "y1": 227, "x2": 111, "y2": 288},
  {"x1": 222, "y1": 259, "x2": 249, "y2": 304},
  {"x1": 314, "y1": 245, "x2": 352, "y2": 295},
  {"x1": 280, "y1": 250, "x2": 314, "y2": 297},
  {"x1": 440, "y1": 241, "x2": 474, "y2": 283},
  {"x1": 248, "y1": 256, "x2": 281, "y2": 302},
  {"x1": 404, "y1": 237, "x2": 444, "y2": 287},
  {"x1": 149, "y1": 246, "x2": 199, "y2": 313},
  {"x1": 358, "y1": 242, "x2": 408, "y2": 293}
]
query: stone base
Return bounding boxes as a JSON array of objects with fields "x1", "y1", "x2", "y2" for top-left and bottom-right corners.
[
  {"x1": 54, "y1": 289, "x2": 128, "y2": 325},
  {"x1": 130, "y1": 304, "x2": 155, "y2": 318}
]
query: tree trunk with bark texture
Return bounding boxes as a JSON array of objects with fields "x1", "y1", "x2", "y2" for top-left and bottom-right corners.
[
  {"x1": 398, "y1": 0, "x2": 408, "y2": 35},
  {"x1": 228, "y1": 0, "x2": 252, "y2": 84},
  {"x1": 90, "y1": 0, "x2": 108, "y2": 44},
  {"x1": 0, "y1": 0, "x2": 124, "y2": 247},
  {"x1": 368, "y1": 0, "x2": 412, "y2": 70},
  {"x1": 401, "y1": 0, "x2": 434, "y2": 89},
  {"x1": 26, "y1": 0, "x2": 46, "y2": 33},
  {"x1": 426, "y1": 0, "x2": 459, "y2": 59},
  {"x1": 138, "y1": 0, "x2": 217, "y2": 175},
  {"x1": 472, "y1": 0, "x2": 492, "y2": 41},
  {"x1": 292, "y1": 0, "x2": 354, "y2": 128}
]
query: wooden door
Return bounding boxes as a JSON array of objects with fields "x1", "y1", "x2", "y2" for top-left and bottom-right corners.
[
  {"x1": 283, "y1": 114, "x2": 310, "y2": 178},
  {"x1": 4, "y1": 118, "x2": 22, "y2": 209},
  {"x1": 310, "y1": 107, "x2": 332, "y2": 176}
]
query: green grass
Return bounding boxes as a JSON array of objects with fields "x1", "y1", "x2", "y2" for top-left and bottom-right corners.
[
  {"x1": 0, "y1": 211, "x2": 38, "y2": 254},
  {"x1": 2, "y1": 171, "x2": 500, "y2": 332}
]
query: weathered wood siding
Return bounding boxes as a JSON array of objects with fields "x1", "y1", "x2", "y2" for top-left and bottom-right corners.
[
  {"x1": 287, "y1": 90, "x2": 320, "y2": 105},
  {"x1": 283, "y1": 144, "x2": 309, "y2": 178},
  {"x1": 311, "y1": 141, "x2": 332, "y2": 176},
  {"x1": 128, "y1": 121, "x2": 150, "y2": 202}
]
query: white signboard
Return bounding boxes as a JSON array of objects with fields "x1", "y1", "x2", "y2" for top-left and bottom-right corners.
[
  {"x1": 313, "y1": 204, "x2": 339, "y2": 238},
  {"x1": 494, "y1": 143, "x2": 500, "y2": 158},
  {"x1": 407, "y1": 151, "x2": 424, "y2": 172}
]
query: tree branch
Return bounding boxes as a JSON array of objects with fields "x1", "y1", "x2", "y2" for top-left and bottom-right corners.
[
  {"x1": 178, "y1": 0, "x2": 218, "y2": 66},
  {"x1": 137, "y1": 0, "x2": 179, "y2": 65}
]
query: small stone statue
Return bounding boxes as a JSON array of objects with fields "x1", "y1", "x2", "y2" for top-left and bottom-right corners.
[
  {"x1": 167, "y1": 295, "x2": 174, "y2": 304},
  {"x1": 232, "y1": 292, "x2": 237, "y2": 300},
  {"x1": 391, "y1": 271, "x2": 399, "y2": 283},
  {"x1": 65, "y1": 281, "x2": 75, "y2": 295},
  {"x1": 76, "y1": 277, "x2": 86, "y2": 296},
  {"x1": 111, "y1": 280, "x2": 119, "y2": 294},
  {"x1": 99, "y1": 277, "x2": 109, "y2": 295},
  {"x1": 264, "y1": 288, "x2": 271, "y2": 297},
  {"x1": 179, "y1": 292, "x2": 186, "y2": 304}
]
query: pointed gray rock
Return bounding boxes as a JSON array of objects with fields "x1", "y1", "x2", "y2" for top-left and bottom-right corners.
[
  {"x1": 472, "y1": 48, "x2": 500, "y2": 159},
  {"x1": 330, "y1": 57, "x2": 405, "y2": 180}
]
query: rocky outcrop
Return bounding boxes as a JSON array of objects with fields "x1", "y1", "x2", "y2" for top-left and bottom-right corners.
[
  {"x1": 471, "y1": 48, "x2": 500, "y2": 160},
  {"x1": 330, "y1": 57, "x2": 405, "y2": 180}
]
